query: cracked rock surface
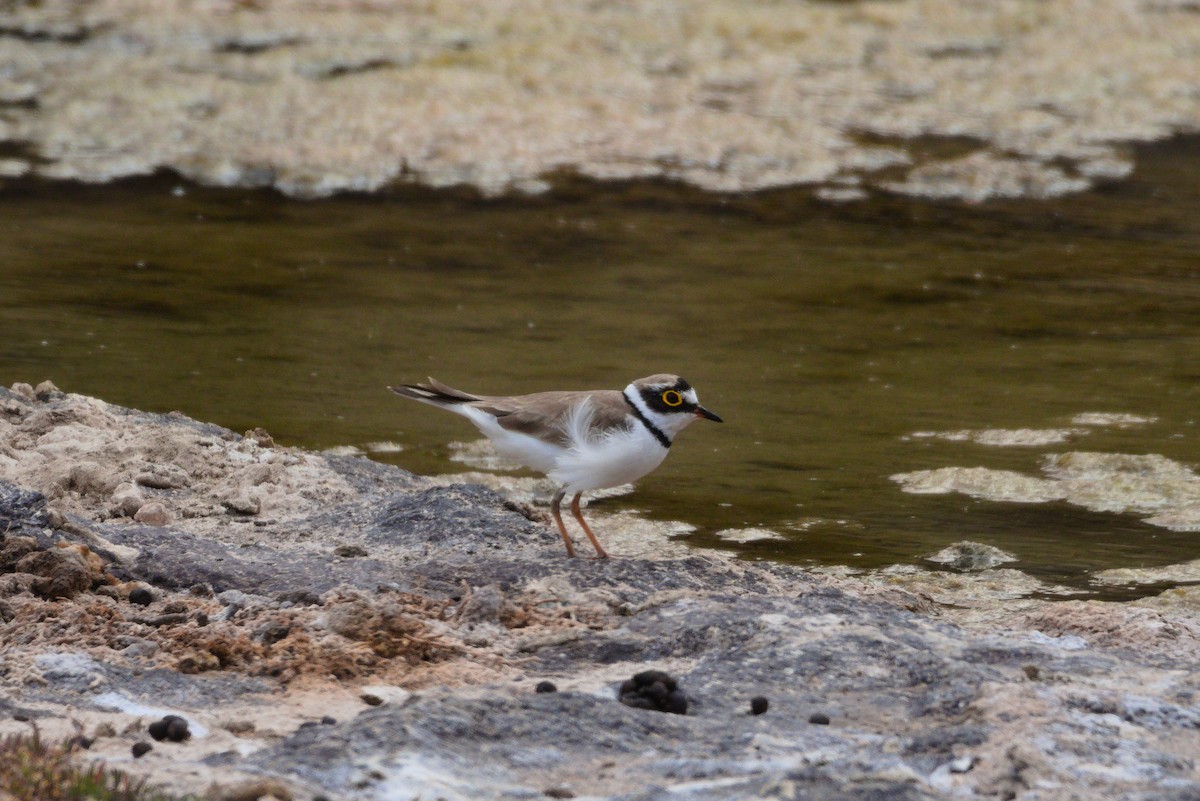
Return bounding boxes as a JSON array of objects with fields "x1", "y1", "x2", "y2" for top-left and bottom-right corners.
[{"x1": 1, "y1": 383, "x2": 1199, "y2": 800}]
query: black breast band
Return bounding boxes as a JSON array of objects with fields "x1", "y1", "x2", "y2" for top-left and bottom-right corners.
[{"x1": 623, "y1": 390, "x2": 671, "y2": 449}]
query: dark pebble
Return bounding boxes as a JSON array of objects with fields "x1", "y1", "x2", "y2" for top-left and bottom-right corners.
[
  {"x1": 809, "y1": 713, "x2": 830, "y2": 725},
  {"x1": 334, "y1": 544, "x2": 368, "y2": 558},
  {"x1": 750, "y1": 696, "x2": 769, "y2": 716},
  {"x1": 128, "y1": 587, "x2": 154, "y2": 606},
  {"x1": 147, "y1": 720, "x2": 170, "y2": 741},
  {"x1": 632, "y1": 669, "x2": 675, "y2": 690},
  {"x1": 535, "y1": 681, "x2": 558, "y2": 694},
  {"x1": 618, "y1": 669, "x2": 688, "y2": 715},
  {"x1": 299, "y1": 721, "x2": 318, "y2": 730},
  {"x1": 166, "y1": 714, "x2": 189, "y2": 743},
  {"x1": 194, "y1": 611, "x2": 209, "y2": 626},
  {"x1": 665, "y1": 690, "x2": 688, "y2": 715},
  {"x1": 70, "y1": 736, "x2": 93, "y2": 750},
  {"x1": 132, "y1": 742, "x2": 152, "y2": 758},
  {"x1": 159, "y1": 715, "x2": 190, "y2": 742},
  {"x1": 320, "y1": 716, "x2": 337, "y2": 725},
  {"x1": 544, "y1": 787, "x2": 575, "y2": 799}
]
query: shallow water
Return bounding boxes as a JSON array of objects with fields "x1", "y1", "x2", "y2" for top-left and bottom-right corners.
[{"x1": 2, "y1": 138, "x2": 1199, "y2": 592}]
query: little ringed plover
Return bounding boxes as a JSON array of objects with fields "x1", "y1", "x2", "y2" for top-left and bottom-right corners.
[{"x1": 389, "y1": 374, "x2": 722, "y2": 558}]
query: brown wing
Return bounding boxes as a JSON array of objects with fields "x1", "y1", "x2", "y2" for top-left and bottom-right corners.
[{"x1": 486, "y1": 390, "x2": 632, "y2": 447}]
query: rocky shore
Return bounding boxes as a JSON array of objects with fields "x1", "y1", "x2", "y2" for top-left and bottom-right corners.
[
  {"x1": 2, "y1": 384, "x2": 1198, "y2": 800},
  {"x1": 2, "y1": 0, "x2": 1199, "y2": 201}
]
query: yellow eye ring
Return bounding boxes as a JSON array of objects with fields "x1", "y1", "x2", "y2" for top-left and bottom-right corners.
[{"x1": 662, "y1": 390, "x2": 683, "y2": 407}]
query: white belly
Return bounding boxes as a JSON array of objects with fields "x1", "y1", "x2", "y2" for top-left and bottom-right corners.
[
  {"x1": 548, "y1": 426, "x2": 670, "y2": 493},
  {"x1": 456, "y1": 400, "x2": 671, "y2": 494}
]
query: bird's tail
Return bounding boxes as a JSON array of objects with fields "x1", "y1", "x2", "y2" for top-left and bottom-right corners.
[{"x1": 388, "y1": 378, "x2": 482, "y2": 407}]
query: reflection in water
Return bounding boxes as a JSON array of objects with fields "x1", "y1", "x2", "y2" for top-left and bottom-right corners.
[{"x1": 2, "y1": 137, "x2": 1199, "y2": 589}]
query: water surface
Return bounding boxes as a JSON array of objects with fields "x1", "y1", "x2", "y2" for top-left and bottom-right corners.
[{"x1": 2, "y1": 137, "x2": 1199, "y2": 592}]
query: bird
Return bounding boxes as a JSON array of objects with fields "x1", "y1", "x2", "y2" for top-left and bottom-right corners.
[{"x1": 388, "y1": 374, "x2": 722, "y2": 558}]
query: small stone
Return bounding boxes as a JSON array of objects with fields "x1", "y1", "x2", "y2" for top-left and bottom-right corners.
[
  {"x1": 1023, "y1": 664, "x2": 1040, "y2": 680},
  {"x1": 34, "y1": 380, "x2": 62, "y2": 400},
  {"x1": 333, "y1": 544, "x2": 368, "y2": 558},
  {"x1": 148, "y1": 720, "x2": 170, "y2": 741},
  {"x1": 320, "y1": 716, "x2": 336, "y2": 725},
  {"x1": 544, "y1": 788, "x2": 575, "y2": 799},
  {"x1": 134, "y1": 501, "x2": 173, "y2": 527},
  {"x1": 128, "y1": 586, "x2": 155, "y2": 606},
  {"x1": 535, "y1": 681, "x2": 558, "y2": 694},
  {"x1": 111, "y1": 483, "x2": 145, "y2": 517},
  {"x1": 618, "y1": 669, "x2": 688, "y2": 715},
  {"x1": 10, "y1": 382, "x2": 35, "y2": 401},
  {"x1": 165, "y1": 715, "x2": 190, "y2": 742},
  {"x1": 750, "y1": 696, "x2": 769, "y2": 715},
  {"x1": 132, "y1": 742, "x2": 152, "y2": 758},
  {"x1": 0, "y1": 600, "x2": 14, "y2": 624},
  {"x1": 222, "y1": 491, "x2": 261, "y2": 515},
  {"x1": 808, "y1": 712, "x2": 830, "y2": 725},
  {"x1": 361, "y1": 693, "x2": 384, "y2": 706}
]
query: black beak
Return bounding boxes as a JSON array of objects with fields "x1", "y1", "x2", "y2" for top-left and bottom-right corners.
[{"x1": 694, "y1": 405, "x2": 723, "y2": 423}]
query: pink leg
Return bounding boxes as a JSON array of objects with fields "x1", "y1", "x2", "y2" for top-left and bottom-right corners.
[
  {"x1": 551, "y1": 489, "x2": 577, "y2": 557},
  {"x1": 571, "y1": 493, "x2": 609, "y2": 559}
]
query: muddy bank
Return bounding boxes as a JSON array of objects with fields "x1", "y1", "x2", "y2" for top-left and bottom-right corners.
[
  {"x1": 2, "y1": 384, "x2": 1199, "y2": 800},
  {"x1": 1, "y1": 0, "x2": 1199, "y2": 200}
]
